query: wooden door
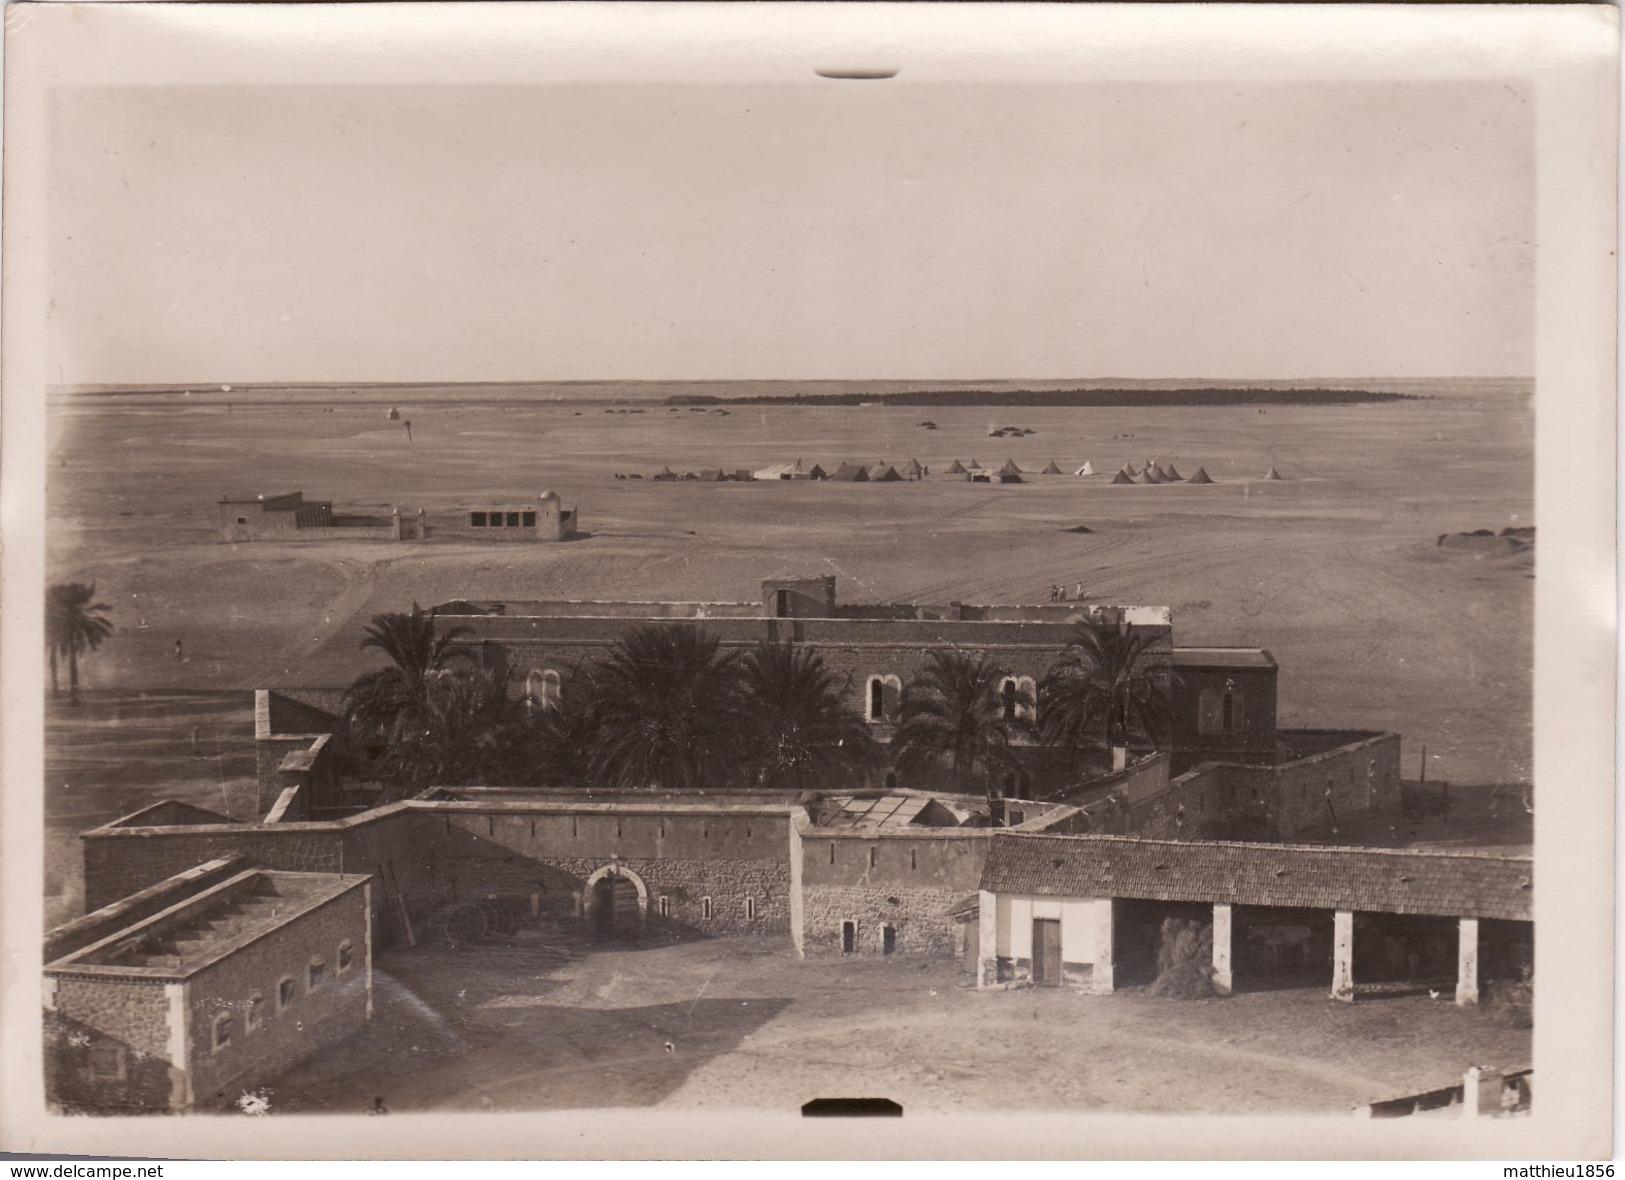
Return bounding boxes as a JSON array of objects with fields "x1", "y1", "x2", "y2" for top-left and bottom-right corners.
[{"x1": 1033, "y1": 919, "x2": 1062, "y2": 986}]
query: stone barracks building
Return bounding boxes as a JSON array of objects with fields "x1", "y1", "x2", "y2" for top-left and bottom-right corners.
[
  {"x1": 44, "y1": 858, "x2": 371, "y2": 1113},
  {"x1": 427, "y1": 575, "x2": 1273, "y2": 780},
  {"x1": 41, "y1": 588, "x2": 1532, "y2": 1111}
]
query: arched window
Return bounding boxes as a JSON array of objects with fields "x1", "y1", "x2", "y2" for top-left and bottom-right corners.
[
  {"x1": 1198, "y1": 688, "x2": 1222, "y2": 735},
  {"x1": 246, "y1": 994, "x2": 265, "y2": 1032},
  {"x1": 212, "y1": 1012, "x2": 234, "y2": 1052},
  {"x1": 1222, "y1": 691, "x2": 1244, "y2": 733},
  {"x1": 866, "y1": 675, "x2": 902, "y2": 722},
  {"x1": 1017, "y1": 676, "x2": 1037, "y2": 723},
  {"x1": 525, "y1": 669, "x2": 562, "y2": 711},
  {"x1": 1000, "y1": 678, "x2": 1019, "y2": 722}
]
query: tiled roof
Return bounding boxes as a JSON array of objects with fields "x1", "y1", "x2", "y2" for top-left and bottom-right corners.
[{"x1": 980, "y1": 833, "x2": 1532, "y2": 921}]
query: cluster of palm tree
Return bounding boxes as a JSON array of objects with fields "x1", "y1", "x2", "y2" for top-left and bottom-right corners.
[
  {"x1": 343, "y1": 609, "x2": 1171, "y2": 800},
  {"x1": 46, "y1": 581, "x2": 114, "y2": 705}
]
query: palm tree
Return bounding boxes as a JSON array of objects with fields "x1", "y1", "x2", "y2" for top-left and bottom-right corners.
[
  {"x1": 343, "y1": 605, "x2": 475, "y2": 753},
  {"x1": 376, "y1": 662, "x2": 528, "y2": 797},
  {"x1": 737, "y1": 642, "x2": 878, "y2": 790},
  {"x1": 1037, "y1": 618, "x2": 1173, "y2": 765},
  {"x1": 523, "y1": 664, "x2": 607, "y2": 788},
  {"x1": 46, "y1": 582, "x2": 114, "y2": 705},
  {"x1": 586, "y1": 623, "x2": 744, "y2": 789},
  {"x1": 893, "y1": 650, "x2": 1026, "y2": 793}
]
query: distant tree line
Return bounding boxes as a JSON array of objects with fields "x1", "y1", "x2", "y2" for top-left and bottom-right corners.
[
  {"x1": 342, "y1": 609, "x2": 1172, "y2": 803},
  {"x1": 666, "y1": 389, "x2": 1418, "y2": 408}
]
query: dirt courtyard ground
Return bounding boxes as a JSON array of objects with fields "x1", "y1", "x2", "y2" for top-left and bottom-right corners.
[{"x1": 263, "y1": 935, "x2": 1530, "y2": 1117}]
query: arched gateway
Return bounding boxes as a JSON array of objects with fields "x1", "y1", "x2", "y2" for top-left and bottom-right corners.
[{"x1": 582, "y1": 863, "x2": 648, "y2": 935}]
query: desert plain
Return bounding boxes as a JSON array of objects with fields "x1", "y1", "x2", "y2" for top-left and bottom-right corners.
[{"x1": 42, "y1": 379, "x2": 1533, "y2": 917}]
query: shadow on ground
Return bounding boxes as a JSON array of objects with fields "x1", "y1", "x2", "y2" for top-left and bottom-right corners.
[{"x1": 266, "y1": 940, "x2": 791, "y2": 1114}]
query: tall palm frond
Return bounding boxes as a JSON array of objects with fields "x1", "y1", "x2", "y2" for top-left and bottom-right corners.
[
  {"x1": 376, "y1": 662, "x2": 527, "y2": 798},
  {"x1": 587, "y1": 624, "x2": 744, "y2": 790},
  {"x1": 893, "y1": 650, "x2": 1026, "y2": 791},
  {"x1": 1038, "y1": 619, "x2": 1173, "y2": 755},
  {"x1": 343, "y1": 605, "x2": 475, "y2": 747},
  {"x1": 738, "y1": 642, "x2": 878, "y2": 790},
  {"x1": 46, "y1": 581, "x2": 114, "y2": 704},
  {"x1": 523, "y1": 664, "x2": 607, "y2": 788}
]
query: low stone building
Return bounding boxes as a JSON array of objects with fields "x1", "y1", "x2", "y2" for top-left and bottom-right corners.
[
  {"x1": 44, "y1": 865, "x2": 372, "y2": 1113},
  {"x1": 217, "y1": 491, "x2": 333, "y2": 541},
  {"x1": 974, "y1": 832, "x2": 1532, "y2": 1003}
]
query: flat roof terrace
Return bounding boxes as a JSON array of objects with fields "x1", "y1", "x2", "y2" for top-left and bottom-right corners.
[{"x1": 48, "y1": 869, "x2": 366, "y2": 980}]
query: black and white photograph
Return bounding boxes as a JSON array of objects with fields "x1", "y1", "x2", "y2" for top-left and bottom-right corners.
[{"x1": 0, "y1": 2, "x2": 1614, "y2": 1161}]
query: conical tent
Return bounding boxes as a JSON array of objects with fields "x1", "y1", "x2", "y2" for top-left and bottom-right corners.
[
  {"x1": 1109, "y1": 470, "x2": 1135, "y2": 485},
  {"x1": 1163, "y1": 464, "x2": 1184, "y2": 481},
  {"x1": 1136, "y1": 470, "x2": 1158, "y2": 485},
  {"x1": 903, "y1": 458, "x2": 924, "y2": 478},
  {"x1": 944, "y1": 459, "x2": 967, "y2": 474},
  {"x1": 1040, "y1": 460, "x2": 1063, "y2": 475},
  {"x1": 1186, "y1": 467, "x2": 1214, "y2": 484},
  {"x1": 1264, "y1": 466, "x2": 1284, "y2": 480},
  {"x1": 830, "y1": 462, "x2": 869, "y2": 482},
  {"x1": 1074, "y1": 461, "x2": 1096, "y2": 476},
  {"x1": 1124, "y1": 463, "x2": 1141, "y2": 477},
  {"x1": 967, "y1": 458, "x2": 980, "y2": 470},
  {"x1": 997, "y1": 458, "x2": 1023, "y2": 476},
  {"x1": 869, "y1": 464, "x2": 903, "y2": 482}
]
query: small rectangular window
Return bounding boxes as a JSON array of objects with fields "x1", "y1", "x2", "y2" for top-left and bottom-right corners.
[
  {"x1": 506, "y1": 511, "x2": 521, "y2": 527},
  {"x1": 88, "y1": 1042, "x2": 126, "y2": 1081},
  {"x1": 657, "y1": 896, "x2": 671, "y2": 918},
  {"x1": 868, "y1": 846, "x2": 877, "y2": 869},
  {"x1": 910, "y1": 848, "x2": 918, "y2": 871},
  {"x1": 212, "y1": 1013, "x2": 234, "y2": 1051},
  {"x1": 522, "y1": 511, "x2": 537, "y2": 528},
  {"x1": 775, "y1": 588, "x2": 791, "y2": 617},
  {"x1": 701, "y1": 897, "x2": 713, "y2": 920},
  {"x1": 470, "y1": 512, "x2": 487, "y2": 527},
  {"x1": 236, "y1": 516, "x2": 248, "y2": 525},
  {"x1": 829, "y1": 843, "x2": 835, "y2": 864},
  {"x1": 745, "y1": 897, "x2": 757, "y2": 921},
  {"x1": 278, "y1": 977, "x2": 296, "y2": 1011},
  {"x1": 338, "y1": 941, "x2": 354, "y2": 974},
  {"x1": 307, "y1": 957, "x2": 325, "y2": 991},
  {"x1": 246, "y1": 995, "x2": 265, "y2": 1031}
]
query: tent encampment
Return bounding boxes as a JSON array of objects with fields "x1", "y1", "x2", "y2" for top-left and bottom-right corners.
[
  {"x1": 1163, "y1": 464, "x2": 1184, "y2": 481},
  {"x1": 829, "y1": 462, "x2": 870, "y2": 482},
  {"x1": 997, "y1": 459, "x2": 1023, "y2": 476},
  {"x1": 1074, "y1": 461, "x2": 1096, "y2": 476},
  {"x1": 1109, "y1": 470, "x2": 1135, "y2": 485},
  {"x1": 1123, "y1": 463, "x2": 1141, "y2": 477},
  {"x1": 869, "y1": 464, "x2": 903, "y2": 482},
  {"x1": 944, "y1": 459, "x2": 967, "y2": 475},
  {"x1": 753, "y1": 462, "x2": 795, "y2": 480},
  {"x1": 1136, "y1": 470, "x2": 1159, "y2": 485},
  {"x1": 1186, "y1": 467, "x2": 1215, "y2": 484},
  {"x1": 903, "y1": 458, "x2": 924, "y2": 480},
  {"x1": 1040, "y1": 461, "x2": 1063, "y2": 475}
]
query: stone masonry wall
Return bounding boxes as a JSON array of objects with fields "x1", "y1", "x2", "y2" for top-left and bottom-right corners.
[
  {"x1": 184, "y1": 885, "x2": 371, "y2": 1109},
  {"x1": 797, "y1": 829, "x2": 990, "y2": 957},
  {"x1": 44, "y1": 976, "x2": 175, "y2": 1112}
]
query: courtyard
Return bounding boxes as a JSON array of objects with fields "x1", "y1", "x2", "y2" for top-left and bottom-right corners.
[{"x1": 262, "y1": 932, "x2": 1530, "y2": 1117}]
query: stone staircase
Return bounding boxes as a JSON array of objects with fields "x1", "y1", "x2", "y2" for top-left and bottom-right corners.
[{"x1": 126, "y1": 885, "x2": 289, "y2": 970}]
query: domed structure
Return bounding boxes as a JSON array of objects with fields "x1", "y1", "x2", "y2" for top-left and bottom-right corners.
[{"x1": 538, "y1": 488, "x2": 560, "y2": 502}]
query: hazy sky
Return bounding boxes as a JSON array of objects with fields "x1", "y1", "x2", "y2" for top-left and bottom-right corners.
[{"x1": 49, "y1": 81, "x2": 1533, "y2": 384}]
